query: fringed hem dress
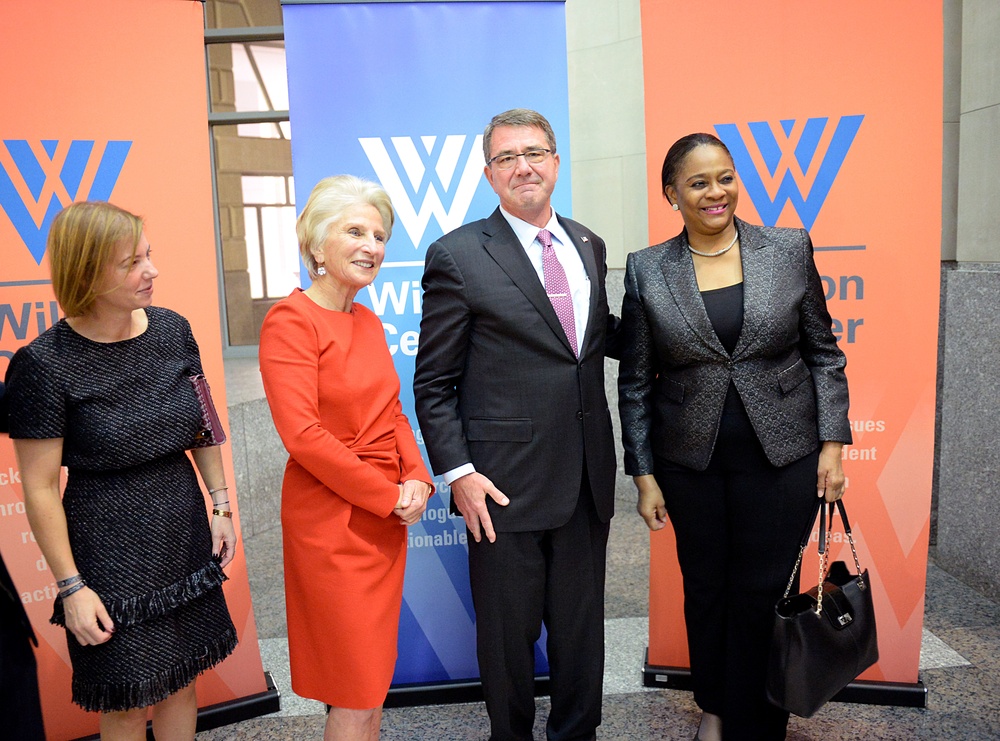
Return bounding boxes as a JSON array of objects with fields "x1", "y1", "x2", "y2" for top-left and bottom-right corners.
[
  {"x1": 258, "y1": 289, "x2": 432, "y2": 709},
  {"x1": 5, "y1": 307, "x2": 237, "y2": 712}
]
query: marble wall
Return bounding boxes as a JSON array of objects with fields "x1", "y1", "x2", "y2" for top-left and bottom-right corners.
[{"x1": 935, "y1": 265, "x2": 1000, "y2": 600}]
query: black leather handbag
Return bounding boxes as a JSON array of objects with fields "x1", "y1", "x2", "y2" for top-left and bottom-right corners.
[{"x1": 766, "y1": 498, "x2": 879, "y2": 718}]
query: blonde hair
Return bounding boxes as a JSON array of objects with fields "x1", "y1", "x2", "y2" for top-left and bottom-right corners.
[
  {"x1": 48, "y1": 202, "x2": 144, "y2": 317},
  {"x1": 297, "y1": 175, "x2": 395, "y2": 279}
]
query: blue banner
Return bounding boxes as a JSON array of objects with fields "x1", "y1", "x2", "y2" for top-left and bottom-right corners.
[{"x1": 283, "y1": 0, "x2": 571, "y2": 685}]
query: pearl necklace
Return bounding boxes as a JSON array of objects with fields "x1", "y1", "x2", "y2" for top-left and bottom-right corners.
[{"x1": 688, "y1": 230, "x2": 739, "y2": 258}]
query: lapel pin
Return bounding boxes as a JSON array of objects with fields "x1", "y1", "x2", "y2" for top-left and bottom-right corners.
[{"x1": 581, "y1": 236, "x2": 589, "y2": 242}]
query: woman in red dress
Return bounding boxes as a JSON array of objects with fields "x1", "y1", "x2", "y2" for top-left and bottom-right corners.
[{"x1": 259, "y1": 176, "x2": 433, "y2": 741}]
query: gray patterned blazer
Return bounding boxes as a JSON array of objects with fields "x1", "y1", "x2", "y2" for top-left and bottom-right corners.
[{"x1": 618, "y1": 217, "x2": 852, "y2": 474}]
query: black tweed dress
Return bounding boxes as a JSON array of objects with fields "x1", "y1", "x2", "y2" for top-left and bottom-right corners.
[{"x1": 5, "y1": 307, "x2": 237, "y2": 712}]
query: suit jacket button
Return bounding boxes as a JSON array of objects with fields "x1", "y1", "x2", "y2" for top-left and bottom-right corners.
[{"x1": 576, "y1": 411, "x2": 584, "y2": 420}]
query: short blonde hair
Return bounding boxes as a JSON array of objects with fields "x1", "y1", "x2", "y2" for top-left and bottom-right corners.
[
  {"x1": 48, "y1": 201, "x2": 144, "y2": 317},
  {"x1": 297, "y1": 176, "x2": 395, "y2": 279}
]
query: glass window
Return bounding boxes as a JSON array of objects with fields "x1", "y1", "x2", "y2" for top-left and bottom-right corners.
[
  {"x1": 206, "y1": 0, "x2": 292, "y2": 347},
  {"x1": 230, "y1": 43, "x2": 290, "y2": 139},
  {"x1": 242, "y1": 176, "x2": 299, "y2": 300}
]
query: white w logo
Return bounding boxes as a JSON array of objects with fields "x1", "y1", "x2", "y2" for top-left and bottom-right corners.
[{"x1": 359, "y1": 135, "x2": 484, "y2": 248}]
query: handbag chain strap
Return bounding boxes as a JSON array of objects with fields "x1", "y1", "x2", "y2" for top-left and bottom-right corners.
[
  {"x1": 781, "y1": 499, "x2": 868, "y2": 618},
  {"x1": 815, "y1": 502, "x2": 830, "y2": 617},
  {"x1": 839, "y1": 501, "x2": 867, "y2": 591}
]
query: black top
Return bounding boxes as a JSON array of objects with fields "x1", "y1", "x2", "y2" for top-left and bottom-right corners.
[{"x1": 702, "y1": 282, "x2": 745, "y2": 414}]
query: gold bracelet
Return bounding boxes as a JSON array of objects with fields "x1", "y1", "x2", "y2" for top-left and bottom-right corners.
[
  {"x1": 208, "y1": 486, "x2": 229, "y2": 496},
  {"x1": 212, "y1": 508, "x2": 233, "y2": 518}
]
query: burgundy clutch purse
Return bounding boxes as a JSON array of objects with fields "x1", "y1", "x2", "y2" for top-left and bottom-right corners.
[{"x1": 189, "y1": 374, "x2": 227, "y2": 448}]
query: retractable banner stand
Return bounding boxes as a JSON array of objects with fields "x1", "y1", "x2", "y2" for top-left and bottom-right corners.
[
  {"x1": 0, "y1": 2, "x2": 273, "y2": 738},
  {"x1": 639, "y1": 1, "x2": 942, "y2": 705},
  {"x1": 282, "y1": 0, "x2": 571, "y2": 692}
]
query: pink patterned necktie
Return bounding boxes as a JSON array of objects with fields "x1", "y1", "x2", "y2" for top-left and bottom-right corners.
[{"x1": 538, "y1": 229, "x2": 578, "y2": 357}]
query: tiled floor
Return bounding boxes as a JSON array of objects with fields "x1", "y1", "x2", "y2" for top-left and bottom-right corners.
[{"x1": 199, "y1": 495, "x2": 1000, "y2": 740}]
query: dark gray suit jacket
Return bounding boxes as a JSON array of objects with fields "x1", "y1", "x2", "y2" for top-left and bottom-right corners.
[
  {"x1": 618, "y1": 217, "x2": 852, "y2": 474},
  {"x1": 414, "y1": 208, "x2": 617, "y2": 531}
]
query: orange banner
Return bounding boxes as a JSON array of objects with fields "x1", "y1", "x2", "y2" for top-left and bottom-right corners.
[
  {"x1": 640, "y1": 1, "x2": 942, "y2": 685},
  {"x1": 0, "y1": 2, "x2": 267, "y2": 738}
]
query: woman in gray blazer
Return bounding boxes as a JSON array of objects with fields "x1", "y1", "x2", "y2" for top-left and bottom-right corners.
[{"x1": 618, "y1": 133, "x2": 852, "y2": 741}]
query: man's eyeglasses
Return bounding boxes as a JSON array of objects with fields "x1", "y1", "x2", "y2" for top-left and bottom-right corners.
[{"x1": 487, "y1": 149, "x2": 553, "y2": 170}]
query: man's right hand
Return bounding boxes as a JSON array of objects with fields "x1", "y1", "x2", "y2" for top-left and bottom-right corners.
[{"x1": 450, "y1": 472, "x2": 509, "y2": 543}]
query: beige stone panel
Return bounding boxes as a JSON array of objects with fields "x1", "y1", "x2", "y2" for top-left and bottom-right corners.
[
  {"x1": 243, "y1": 0, "x2": 283, "y2": 27},
  {"x1": 214, "y1": 136, "x2": 292, "y2": 175},
  {"x1": 206, "y1": 0, "x2": 282, "y2": 29},
  {"x1": 619, "y1": 0, "x2": 642, "y2": 41},
  {"x1": 955, "y1": 104, "x2": 1000, "y2": 261},
  {"x1": 960, "y1": 0, "x2": 1000, "y2": 112},
  {"x1": 204, "y1": 2, "x2": 221, "y2": 28},
  {"x1": 225, "y1": 206, "x2": 247, "y2": 242},
  {"x1": 568, "y1": 39, "x2": 646, "y2": 162},
  {"x1": 212, "y1": 124, "x2": 239, "y2": 141},
  {"x1": 943, "y1": 0, "x2": 963, "y2": 122},
  {"x1": 941, "y1": 121, "x2": 960, "y2": 261},
  {"x1": 211, "y1": 2, "x2": 253, "y2": 29},
  {"x1": 252, "y1": 299, "x2": 280, "y2": 336},
  {"x1": 222, "y1": 237, "x2": 249, "y2": 271},
  {"x1": 224, "y1": 271, "x2": 256, "y2": 345},
  {"x1": 215, "y1": 172, "x2": 244, "y2": 208},
  {"x1": 210, "y1": 69, "x2": 236, "y2": 112},
  {"x1": 207, "y1": 43, "x2": 234, "y2": 69},
  {"x1": 572, "y1": 157, "x2": 625, "y2": 269},
  {"x1": 620, "y1": 152, "x2": 650, "y2": 261},
  {"x1": 567, "y1": 0, "x2": 633, "y2": 51}
]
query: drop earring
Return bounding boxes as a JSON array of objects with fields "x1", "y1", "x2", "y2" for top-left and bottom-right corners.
[{"x1": 316, "y1": 265, "x2": 327, "y2": 276}]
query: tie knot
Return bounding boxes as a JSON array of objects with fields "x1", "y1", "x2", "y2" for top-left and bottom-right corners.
[{"x1": 537, "y1": 229, "x2": 553, "y2": 249}]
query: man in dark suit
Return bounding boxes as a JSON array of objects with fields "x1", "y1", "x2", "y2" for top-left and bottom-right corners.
[{"x1": 414, "y1": 108, "x2": 617, "y2": 741}]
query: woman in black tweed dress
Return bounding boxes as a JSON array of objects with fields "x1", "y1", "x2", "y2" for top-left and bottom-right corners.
[{"x1": 5, "y1": 202, "x2": 238, "y2": 740}]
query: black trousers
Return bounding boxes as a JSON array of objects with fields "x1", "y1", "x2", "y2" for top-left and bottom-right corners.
[
  {"x1": 655, "y1": 406, "x2": 818, "y2": 741},
  {"x1": 468, "y1": 484, "x2": 609, "y2": 741}
]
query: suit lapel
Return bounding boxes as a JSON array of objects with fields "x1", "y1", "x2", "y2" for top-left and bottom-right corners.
[
  {"x1": 733, "y1": 219, "x2": 774, "y2": 357},
  {"x1": 480, "y1": 209, "x2": 573, "y2": 354},
  {"x1": 559, "y1": 216, "x2": 601, "y2": 355},
  {"x1": 660, "y1": 234, "x2": 727, "y2": 355}
]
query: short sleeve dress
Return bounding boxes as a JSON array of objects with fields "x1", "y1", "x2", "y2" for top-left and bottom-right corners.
[
  {"x1": 258, "y1": 289, "x2": 431, "y2": 709},
  {"x1": 4, "y1": 307, "x2": 237, "y2": 712}
]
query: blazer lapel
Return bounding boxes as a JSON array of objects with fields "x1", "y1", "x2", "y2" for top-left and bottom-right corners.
[
  {"x1": 559, "y1": 216, "x2": 601, "y2": 356},
  {"x1": 660, "y1": 234, "x2": 727, "y2": 355},
  {"x1": 733, "y1": 218, "x2": 774, "y2": 357},
  {"x1": 480, "y1": 209, "x2": 572, "y2": 354}
]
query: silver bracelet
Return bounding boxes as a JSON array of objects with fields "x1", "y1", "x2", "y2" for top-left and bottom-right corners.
[
  {"x1": 56, "y1": 574, "x2": 83, "y2": 589},
  {"x1": 59, "y1": 580, "x2": 87, "y2": 599}
]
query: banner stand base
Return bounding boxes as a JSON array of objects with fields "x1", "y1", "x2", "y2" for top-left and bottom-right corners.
[
  {"x1": 643, "y1": 651, "x2": 927, "y2": 709},
  {"x1": 386, "y1": 677, "x2": 551, "y2": 708},
  {"x1": 77, "y1": 671, "x2": 281, "y2": 741}
]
